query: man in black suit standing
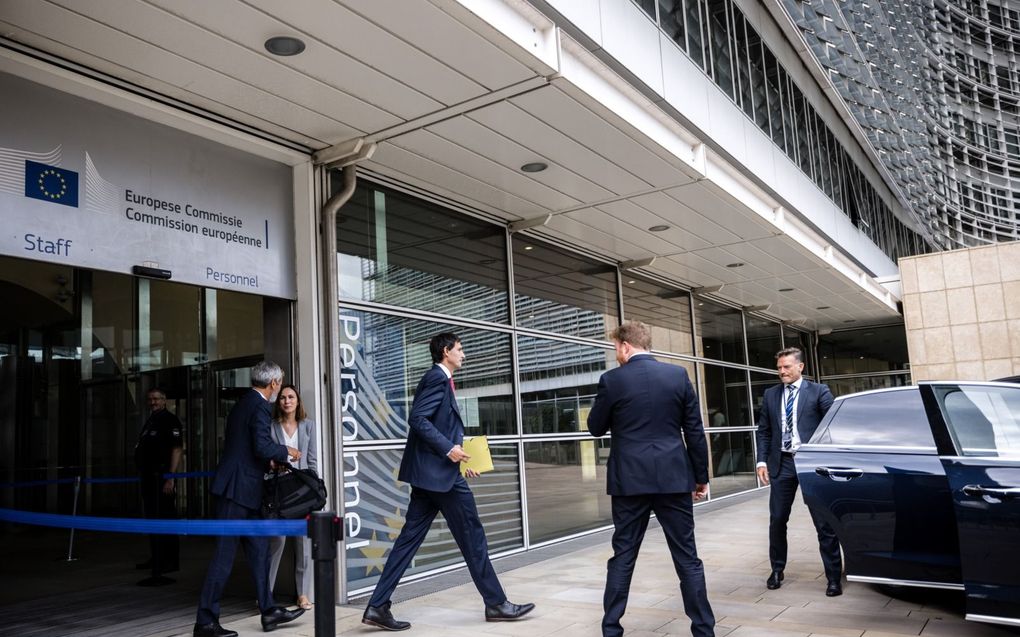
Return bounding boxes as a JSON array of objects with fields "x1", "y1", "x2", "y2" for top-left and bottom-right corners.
[
  {"x1": 588, "y1": 321, "x2": 715, "y2": 637},
  {"x1": 194, "y1": 361, "x2": 305, "y2": 637},
  {"x1": 755, "y1": 347, "x2": 842, "y2": 596},
  {"x1": 362, "y1": 332, "x2": 534, "y2": 631}
]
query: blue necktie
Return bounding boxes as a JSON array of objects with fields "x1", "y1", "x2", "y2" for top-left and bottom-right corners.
[{"x1": 782, "y1": 385, "x2": 797, "y2": 451}]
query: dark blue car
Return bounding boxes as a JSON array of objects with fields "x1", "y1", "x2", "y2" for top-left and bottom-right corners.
[{"x1": 796, "y1": 382, "x2": 1020, "y2": 628}]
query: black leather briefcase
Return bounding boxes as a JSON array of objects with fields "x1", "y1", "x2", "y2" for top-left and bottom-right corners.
[{"x1": 262, "y1": 468, "x2": 327, "y2": 519}]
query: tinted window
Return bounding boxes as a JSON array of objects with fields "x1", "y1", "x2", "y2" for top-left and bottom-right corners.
[
  {"x1": 938, "y1": 384, "x2": 1020, "y2": 456},
  {"x1": 816, "y1": 389, "x2": 934, "y2": 448}
]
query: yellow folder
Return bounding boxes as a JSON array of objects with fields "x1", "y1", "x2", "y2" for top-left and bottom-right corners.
[{"x1": 460, "y1": 436, "x2": 494, "y2": 476}]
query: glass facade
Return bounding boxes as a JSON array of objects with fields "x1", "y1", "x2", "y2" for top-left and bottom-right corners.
[
  {"x1": 636, "y1": 0, "x2": 929, "y2": 261},
  {"x1": 779, "y1": 0, "x2": 1020, "y2": 249},
  {"x1": 337, "y1": 179, "x2": 821, "y2": 592},
  {"x1": 817, "y1": 325, "x2": 912, "y2": 397}
]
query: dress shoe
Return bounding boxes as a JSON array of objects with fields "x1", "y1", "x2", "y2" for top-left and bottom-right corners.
[
  {"x1": 137, "y1": 575, "x2": 175, "y2": 587},
  {"x1": 193, "y1": 622, "x2": 238, "y2": 637},
  {"x1": 362, "y1": 603, "x2": 411, "y2": 631},
  {"x1": 260, "y1": 606, "x2": 304, "y2": 632},
  {"x1": 485, "y1": 600, "x2": 536, "y2": 622},
  {"x1": 766, "y1": 570, "x2": 784, "y2": 590},
  {"x1": 825, "y1": 581, "x2": 843, "y2": 597}
]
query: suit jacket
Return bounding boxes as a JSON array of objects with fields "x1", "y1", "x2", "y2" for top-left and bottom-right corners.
[
  {"x1": 270, "y1": 418, "x2": 317, "y2": 473},
  {"x1": 398, "y1": 365, "x2": 464, "y2": 492},
  {"x1": 755, "y1": 379, "x2": 834, "y2": 478},
  {"x1": 587, "y1": 355, "x2": 709, "y2": 496},
  {"x1": 210, "y1": 389, "x2": 290, "y2": 510}
]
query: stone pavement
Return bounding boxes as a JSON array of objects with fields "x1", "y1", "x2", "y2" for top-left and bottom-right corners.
[{"x1": 180, "y1": 490, "x2": 1020, "y2": 637}]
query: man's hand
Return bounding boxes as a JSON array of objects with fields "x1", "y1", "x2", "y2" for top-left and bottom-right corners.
[
  {"x1": 756, "y1": 465, "x2": 770, "y2": 486},
  {"x1": 162, "y1": 478, "x2": 175, "y2": 494},
  {"x1": 693, "y1": 483, "x2": 709, "y2": 501},
  {"x1": 464, "y1": 468, "x2": 480, "y2": 478},
  {"x1": 286, "y1": 446, "x2": 301, "y2": 461},
  {"x1": 447, "y1": 445, "x2": 471, "y2": 463}
]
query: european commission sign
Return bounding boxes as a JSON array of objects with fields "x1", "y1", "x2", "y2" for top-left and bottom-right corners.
[{"x1": 0, "y1": 72, "x2": 296, "y2": 299}]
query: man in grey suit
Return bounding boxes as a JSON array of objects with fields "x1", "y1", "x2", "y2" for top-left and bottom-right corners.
[
  {"x1": 194, "y1": 362, "x2": 305, "y2": 637},
  {"x1": 755, "y1": 347, "x2": 842, "y2": 596},
  {"x1": 588, "y1": 321, "x2": 714, "y2": 637}
]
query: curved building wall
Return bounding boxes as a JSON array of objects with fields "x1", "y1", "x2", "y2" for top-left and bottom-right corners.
[{"x1": 776, "y1": 0, "x2": 1020, "y2": 249}]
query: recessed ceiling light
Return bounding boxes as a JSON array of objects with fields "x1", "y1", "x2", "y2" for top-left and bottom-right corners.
[
  {"x1": 628, "y1": 280, "x2": 636, "y2": 284},
  {"x1": 648, "y1": 224, "x2": 670, "y2": 232},
  {"x1": 523, "y1": 246, "x2": 534, "y2": 251},
  {"x1": 264, "y1": 36, "x2": 306, "y2": 56},
  {"x1": 726, "y1": 262, "x2": 744, "y2": 268},
  {"x1": 816, "y1": 306, "x2": 831, "y2": 310},
  {"x1": 778, "y1": 287, "x2": 794, "y2": 292},
  {"x1": 520, "y1": 162, "x2": 548, "y2": 173}
]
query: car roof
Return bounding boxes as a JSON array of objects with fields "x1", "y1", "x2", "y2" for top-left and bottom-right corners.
[{"x1": 834, "y1": 380, "x2": 1020, "y2": 402}]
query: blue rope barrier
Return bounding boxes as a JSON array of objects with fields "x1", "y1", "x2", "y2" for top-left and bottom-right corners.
[
  {"x1": 1, "y1": 471, "x2": 216, "y2": 489},
  {"x1": 0, "y1": 477, "x2": 79, "y2": 489},
  {"x1": 0, "y1": 508, "x2": 307, "y2": 536}
]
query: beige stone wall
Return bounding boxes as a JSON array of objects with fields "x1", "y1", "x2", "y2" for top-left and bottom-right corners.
[{"x1": 900, "y1": 241, "x2": 1020, "y2": 381}]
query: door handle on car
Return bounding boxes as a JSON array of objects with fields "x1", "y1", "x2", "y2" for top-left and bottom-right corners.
[
  {"x1": 815, "y1": 467, "x2": 864, "y2": 481},
  {"x1": 961, "y1": 485, "x2": 1020, "y2": 499}
]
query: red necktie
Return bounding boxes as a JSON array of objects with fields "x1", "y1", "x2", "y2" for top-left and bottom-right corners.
[{"x1": 449, "y1": 377, "x2": 456, "y2": 394}]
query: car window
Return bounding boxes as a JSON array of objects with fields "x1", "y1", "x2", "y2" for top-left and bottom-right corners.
[
  {"x1": 815, "y1": 388, "x2": 934, "y2": 448},
  {"x1": 938, "y1": 385, "x2": 1020, "y2": 456}
]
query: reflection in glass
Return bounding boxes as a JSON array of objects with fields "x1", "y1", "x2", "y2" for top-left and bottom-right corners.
[
  {"x1": 622, "y1": 277, "x2": 693, "y2": 355},
  {"x1": 518, "y1": 336, "x2": 614, "y2": 434},
  {"x1": 825, "y1": 374, "x2": 910, "y2": 398},
  {"x1": 138, "y1": 279, "x2": 202, "y2": 371},
  {"x1": 708, "y1": 430, "x2": 756, "y2": 497},
  {"x1": 699, "y1": 363, "x2": 751, "y2": 428},
  {"x1": 695, "y1": 300, "x2": 745, "y2": 364},
  {"x1": 783, "y1": 326, "x2": 814, "y2": 376},
  {"x1": 818, "y1": 325, "x2": 909, "y2": 376},
  {"x1": 513, "y1": 237, "x2": 618, "y2": 339},
  {"x1": 750, "y1": 371, "x2": 778, "y2": 423},
  {"x1": 89, "y1": 269, "x2": 134, "y2": 378},
  {"x1": 209, "y1": 289, "x2": 263, "y2": 363},
  {"x1": 337, "y1": 182, "x2": 508, "y2": 323},
  {"x1": 746, "y1": 315, "x2": 781, "y2": 369},
  {"x1": 344, "y1": 445, "x2": 522, "y2": 592},
  {"x1": 525, "y1": 439, "x2": 612, "y2": 543},
  {"x1": 338, "y1": 310, "x2": 514, "y2": 441}
]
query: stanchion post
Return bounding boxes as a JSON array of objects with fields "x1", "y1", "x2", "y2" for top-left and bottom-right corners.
[
  {"x1": 65, "y1": 475, "x2": 81, "y2": 562},
  {"x1": 309, "y1": 511, "x2": 343, "y2": 637}
]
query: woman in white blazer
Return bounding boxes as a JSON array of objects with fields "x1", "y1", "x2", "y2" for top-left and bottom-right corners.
[{"x1": 268, "y1": 384, "x2": 318, "y2": 610}]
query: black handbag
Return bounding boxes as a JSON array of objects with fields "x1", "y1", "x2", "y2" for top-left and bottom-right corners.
[{"x1": 262, "y1": 467, "x2": 328, "y2": 519}]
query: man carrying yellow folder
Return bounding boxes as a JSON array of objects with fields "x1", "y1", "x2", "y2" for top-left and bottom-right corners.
[{"x1": 363, "y1": 332, "x2": 534, "y2": 631}]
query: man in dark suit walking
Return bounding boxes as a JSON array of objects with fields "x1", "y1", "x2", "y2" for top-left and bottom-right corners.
[
  {"x1": 194, "y1": 361, "x2": 305, "y2": 637},
  {"x1": 755, "y1": 347, "x2": 842, "y2": 596},
  {"x1": 362, "y1": 332, "x2": 534, "y2": 631},
  {"x1": 588, "y1": 321, "x2": 715, "y2": 637}
]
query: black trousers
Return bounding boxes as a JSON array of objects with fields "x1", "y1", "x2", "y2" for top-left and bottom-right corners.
[
  {"x1": 368, "y1": 476, "x2": 506, "y2": 608},
  {"x1": 768, "y1": 453, "x2": 842, "y2": 582},
  {"x1": 603, "y1": 493, "x2": 714, "y2": 637},
  {"x1": 196, "y1": 498, "x2": 274, "y2": 625},
  {"x1": 140, "y1": 473, "x2": 179, "y2": 576}
]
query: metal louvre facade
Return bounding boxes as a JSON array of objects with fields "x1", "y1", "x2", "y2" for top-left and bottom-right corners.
[{"x1": 776, "y1": 0, "x2": 1020, "y2": 249}]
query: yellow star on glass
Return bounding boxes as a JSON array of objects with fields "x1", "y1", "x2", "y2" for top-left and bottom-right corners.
[
  {"x1": 383, "y1": 507, "x2": 404, "y2": 541},
  {"x1": 359, "y1": 530, "x2": 388, "y2": 576}
]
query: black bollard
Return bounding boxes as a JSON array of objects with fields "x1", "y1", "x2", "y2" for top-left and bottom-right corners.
[{"x1": 309, "y1": 511, "x2": 343, "y2": 637}]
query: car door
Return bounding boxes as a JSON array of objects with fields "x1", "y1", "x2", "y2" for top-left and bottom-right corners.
[
  {"x1": 928, "y1": 382, "x2": 1020, "y2": 627},
  {"x1": 797, "y1": 387, "x2": 962, "y2": 587}
]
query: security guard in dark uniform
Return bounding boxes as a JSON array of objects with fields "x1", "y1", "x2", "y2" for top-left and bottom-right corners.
[{"x1": 134, "y1": 387, "x2": 184, "y2": 586}]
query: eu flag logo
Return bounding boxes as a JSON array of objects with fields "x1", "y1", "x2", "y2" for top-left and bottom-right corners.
[{"x1": 25, "y1": 160, "x2": 79, "y2": 208}]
